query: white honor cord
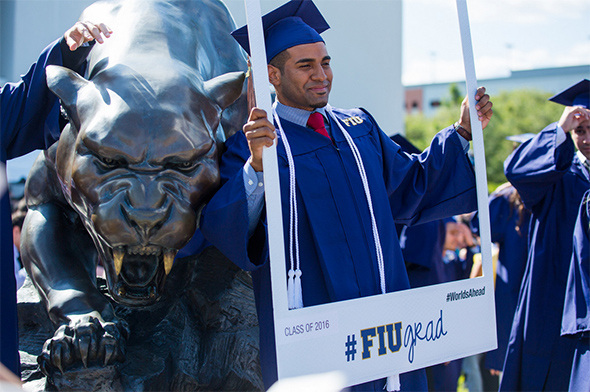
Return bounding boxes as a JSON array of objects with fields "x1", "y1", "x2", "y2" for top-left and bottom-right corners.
[
  {"x1": 326, "y1": 106, "x2": 399, "y2": 391},
  {"x1": 326, "y1": 105, "x2": 387, "y2": 295},
  {"x1": 273, "y1": 104, "x2": 303, "y2": 310},
  {"x1": 275, "y1": 104, "x2": 398, "y2": 388},
  {"x1": 273, "y1": 103, "x2": 388, "y2": 311}
]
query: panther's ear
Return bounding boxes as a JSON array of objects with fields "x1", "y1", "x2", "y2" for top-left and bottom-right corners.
[
  {"x1": 46, "y1": 65, "x2": 90, "y2": 130},
  {"x1": 203, "y1": 71, "x2": 246, "y2": 111}
]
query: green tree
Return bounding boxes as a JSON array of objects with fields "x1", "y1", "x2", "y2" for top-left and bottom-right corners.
[
  {"x1": 404, "y1": 87, "x2": 563, "y2": 192},
  {"x1": 447, "y1": 83, "x2": 463, "y2": 107}
]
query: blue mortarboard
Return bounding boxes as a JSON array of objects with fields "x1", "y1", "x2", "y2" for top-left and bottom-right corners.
[
  {"x1": 390, "y1": 134, "x2": 422, "y2": 154},
  {"x1": 505, "y1": 133, "x2": 535, "y2": 144},
  {"x1": 231, "y1": 0, "x2": 330, "y2": 63},
  {"x1": 548, "y1": 79, "x2": 590, "y2": 108}
]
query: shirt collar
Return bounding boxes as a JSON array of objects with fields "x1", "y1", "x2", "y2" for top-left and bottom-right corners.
[
  {"x1": 577, "y1": 150, "x2": 590, "y2": 170},
  {"x1": 275, "y1": 101, "x2": 327, "y2": 128}
]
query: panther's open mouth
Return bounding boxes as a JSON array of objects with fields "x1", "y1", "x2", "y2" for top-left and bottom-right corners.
[{"x1": 107, "y1": 245, "x2": 178, "y2": 306}]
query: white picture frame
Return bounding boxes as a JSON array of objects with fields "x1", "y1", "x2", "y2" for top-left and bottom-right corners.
[{"x1": 244, "y1": 0, "x2": 497, "y2": 387}]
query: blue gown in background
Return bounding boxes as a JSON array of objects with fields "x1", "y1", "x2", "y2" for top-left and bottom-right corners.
[
  {"x1": 397, "y1": 220, "x2": 446, "y2": 288},
  {"x1": 561, "y1": 190, "x2": 590, "y2": 391},
  {"x1": 484, "y1": 184, "x2": 530, "y2": 371},
  {"x1": 201, "y1": 106, "x2": 478, "y2": 391},
  {"x1": 1, "y1": 37, "x2": 92, "y2": 375},
  {"x1": 501, "y1": 124, "x2": 589, "y2": 391}
]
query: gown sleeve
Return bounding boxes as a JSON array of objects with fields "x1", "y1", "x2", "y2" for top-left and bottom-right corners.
[
  {"x1": 488, "y1": 189, "x2": 512, "y2": 244},
  {"x1": 504, "y1": 123, "x2": 575, "y2": 211},
  {"x1": 561, "y1": 190, "x2": 590, "y2": 336},
  {"x1": 371, "y1": 113, "x2": 477, "y2": 226},
  {"x1": 1, "y1": 38, "x2": 93, "y2": 160},
  {"x1": 200, "y1": 131, "x2": 269, "y2": 270},
  {"x1": 0, "y1": 34, "x2": 93, "y2": 377}
]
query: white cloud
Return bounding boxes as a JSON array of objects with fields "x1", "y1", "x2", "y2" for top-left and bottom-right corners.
[
  {"x1": 402, "y1": 0, "x2": 590, "y2": 85},
  {"x1": 468, "y1": 0, "x2": 590, "y2": 24}
]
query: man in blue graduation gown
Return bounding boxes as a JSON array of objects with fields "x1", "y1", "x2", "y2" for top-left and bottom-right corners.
[
  {"x1": 501, "y1": 79, "x2": 590, "y2": 391},
  {"x1": 470, "y1": 135, "x2": 532, "y2": 377},
  {"x1": 483, "y1": 183, "x2": 530, "y2": 375},
  {"x1": 561, "y1": 190, "x2": 590, "y2": 391},
  {"x1": 200, "y1": 1, "x2": 493, "y2": 390},
  {"x1": 0, "y1": 21, "x2": 111, "y2": 376}
]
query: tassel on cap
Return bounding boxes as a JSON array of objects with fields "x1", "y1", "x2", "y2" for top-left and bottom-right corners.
[{"x1": 246, "y1": 59, "x2": 256, "y2": 112}]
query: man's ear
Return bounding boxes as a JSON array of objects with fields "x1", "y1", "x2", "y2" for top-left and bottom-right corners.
[{"x1": 268, "y1": 64, "x2": 280, "y2": 86}]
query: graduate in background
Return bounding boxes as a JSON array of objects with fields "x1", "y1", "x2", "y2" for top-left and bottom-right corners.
[
  {"x1": 484, "y1": 183, "x2": 530, "y2": 376},
  {"x1": 561, "y1": 189, "x2": 590, "y2": 391},
  {"x1": 470, "y1": 134, "x2": 533, "y2": 382},
  {"x1": 0, "y1": 20, "x2": 111, "y2": 377},
  {"x1": 200, "y1": 1, "x2": 493, "y2": 390},
  {"x1": 501, "y1": 79, "x2": 590, "y2": 391}
]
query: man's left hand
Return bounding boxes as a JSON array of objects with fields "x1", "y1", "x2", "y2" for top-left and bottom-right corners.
[{"x1": 458, "y1": 86, "x2": 493, "y2": 136}]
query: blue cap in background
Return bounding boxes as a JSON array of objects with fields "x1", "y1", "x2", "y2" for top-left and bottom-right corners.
[
  {"x1": 548, "y1": 79, "x2": 590, "y2": 108},
  {"x1": 505, "y1": 133, "x2": 536, "y2": 144}
]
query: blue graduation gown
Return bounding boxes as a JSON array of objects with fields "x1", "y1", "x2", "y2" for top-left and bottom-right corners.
[
  {"x1": 501, "y1": 124, "x2": 589, "y2": 391},
  {"x1": 201, "y1": 107, "x2": 477, "y2": 391},
  {"x1": 398, "y1": 220, "x2": 447, "y2": 289},
  {"x1": 484, "y1": 185, "x2": 530, "y2": 371},
  {"x1": 561, "y1": 190, "x2": 590, "y2": 391},
  {"x1": 0, "y1": 37, "x2": 91, "y2": 375}
]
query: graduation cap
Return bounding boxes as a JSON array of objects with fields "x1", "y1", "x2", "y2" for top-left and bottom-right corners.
[
  {"x1": 548, "y1": 79, "x2": 590, "y2": 108},
  {"x1": 231, "y1": 0, "x2": 330, "y2": 63},
  {"x1": 506, "y1": 133, "x2": 535, "y2": 144},
  {"x1": 390, "y1": 134, "x2": 422, "y2": 154}
]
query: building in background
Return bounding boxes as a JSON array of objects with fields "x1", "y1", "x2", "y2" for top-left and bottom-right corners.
[{"x1": 405, "y1": 64, "x2": 590, "y2": 117}]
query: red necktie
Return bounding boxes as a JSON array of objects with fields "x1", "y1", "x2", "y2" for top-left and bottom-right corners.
[{"x1": 307, "y1": 112, "x2": 330, "y2": 139}]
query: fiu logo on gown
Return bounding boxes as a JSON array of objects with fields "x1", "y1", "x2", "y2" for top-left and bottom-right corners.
[{"x1": 342, "y1": 116, "x2": 364, "y2": 127}]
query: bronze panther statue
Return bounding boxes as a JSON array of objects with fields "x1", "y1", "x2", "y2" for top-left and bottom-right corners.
[{"x1": 20, "y1": 0, "x2": 260, "y2": 389}]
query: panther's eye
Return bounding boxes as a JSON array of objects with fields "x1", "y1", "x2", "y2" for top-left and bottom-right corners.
[
  {"x1": 97, "y1": 156, "x2": 123, "y2": 170},
  {"x1": 165, "y1": 161, "x2": 198, "y2": 173}
]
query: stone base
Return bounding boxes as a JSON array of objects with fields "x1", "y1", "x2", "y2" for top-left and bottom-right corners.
[
  {"x1": 51, "y1": 366, "x2": 123, "y2": 391},
  {"x1": 18, "y1": 247, "x2": 262, "y2": 391}
]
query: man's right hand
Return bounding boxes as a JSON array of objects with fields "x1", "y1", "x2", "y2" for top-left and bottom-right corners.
[
  {"x1": 64, "y1": 21, "x2": 112, "y2": 51},
  {"x1": 244, "y1": 107, "x2": 276, "y2": 172},
  {"x1": 558, "y1": 105, "x2": 590, "y2": 133}
]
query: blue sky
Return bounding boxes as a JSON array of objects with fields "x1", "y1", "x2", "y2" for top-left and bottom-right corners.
[
  {"x1": 403, "y1": 0, "x2": 590, "y2": 85},
  {"x1": 6, "y1": 0, "x2": 590, "y2": 181}
]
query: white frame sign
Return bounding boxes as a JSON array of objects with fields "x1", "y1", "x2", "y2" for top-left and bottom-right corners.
[{"x1": 244, "y1": 0, "x2": 497, "y2": 387}]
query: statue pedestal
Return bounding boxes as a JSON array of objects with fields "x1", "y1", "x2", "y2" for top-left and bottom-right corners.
[
  {"x1": 51, "y1": 366, "x2": 123, "y2": 391},
  {"x1": 18, "y1": 248, "x2": 262, "y2": 391}
]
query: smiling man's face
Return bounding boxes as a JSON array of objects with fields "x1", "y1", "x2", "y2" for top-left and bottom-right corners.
[{"x1": 269, "y1": 42, "x2": 332, "y2": 111}]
